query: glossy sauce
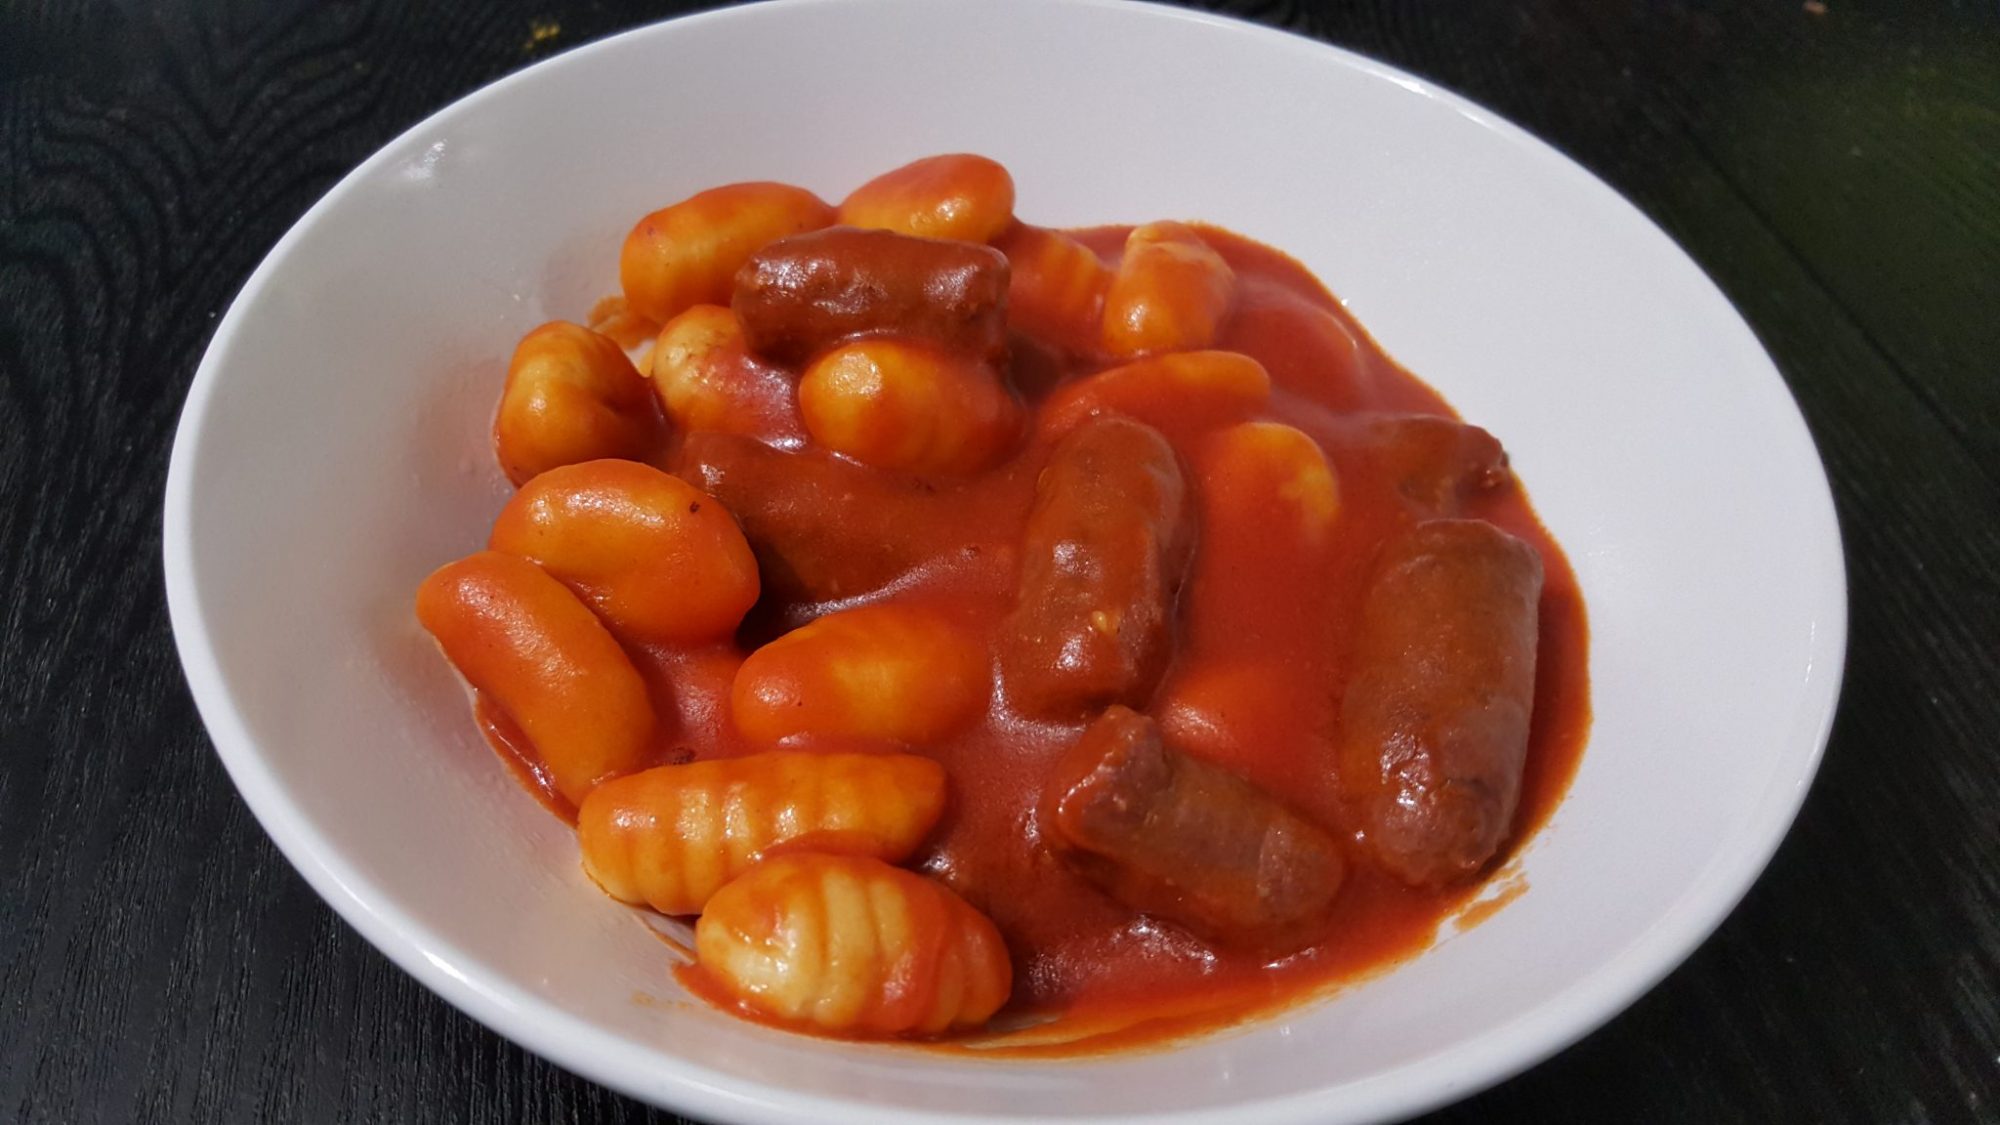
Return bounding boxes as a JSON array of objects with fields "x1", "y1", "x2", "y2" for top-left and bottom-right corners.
[{"x1": 476, "y1": 223, "x2": 1591, "y2": 1052}]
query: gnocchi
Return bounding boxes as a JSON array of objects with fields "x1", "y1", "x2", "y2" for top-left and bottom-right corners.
[
  {"x1": 648, "y1": 304, "x2": 803, "y2": 443},
  {"x1": 837, "y1": 153, "x2": 1016, "y2": 245},
  {"x1": 494, "y1": 321, "x2": 661, "y2": 487},
  {"x1": 1037, "y1": 349, "x2": 1272, "y2": 445},
  {"x1": 486, "y1": 459, "x2": 759, "y2": 645},
  {"x1": 732, "y1": 602, "x2": 988, "y2": 747},
  {"x1": 578, "y1": 750, "x2": 947, "y2": 915},
  {"x1": 694, "y1": 853, "x2": 1011, "y2": 1036},
  {"x1": 415, "y1": 551, "x2": 653, "y2": 805},
  {"x1": 798, "y1": 338, "x2": 1021, "y2": 475},
  {"x1": 1198, "y1": 421, "x2": 1342, "y2": 545},
  {"x1": 1100, "y1": 221, "x2": 1237, "y2": 358},
  {"x1": 620, "y1": 181, "x2": 834, "y2": 324},
  {"x1": 994, "y1": 223, "x2": 1112, "y2": 355}
]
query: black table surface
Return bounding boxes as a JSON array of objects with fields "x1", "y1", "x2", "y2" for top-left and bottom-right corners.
[{"x1": 3, "y1": 1, "x2": 1995, "y2": 1121}]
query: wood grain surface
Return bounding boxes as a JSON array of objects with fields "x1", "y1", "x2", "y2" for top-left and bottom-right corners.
[{"x1": 2, "y1": 1, "x2": 1995, "y2": 1121}]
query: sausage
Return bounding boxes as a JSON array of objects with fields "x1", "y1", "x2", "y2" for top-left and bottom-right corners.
[
  {"x1": 998, "y1": 416, "x2": 1191, "y2": 718},
  {"x1": 1041, "y1": 706, "x2": 1347, "y2": 953},
  {"x1": 730, "y1": 227, "x2": 1010, "y2": 363},
  {"x1": 1345, "y1": 413, "x2": 1509, "y2": 516},
  {"x1": 674, "y1": 431, "x2": 955, "y2": 603},
  {"x1": 1337, "y1": 518, "x2": 1544, "y2": 886}
]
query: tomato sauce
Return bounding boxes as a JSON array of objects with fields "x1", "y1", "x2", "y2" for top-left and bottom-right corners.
[{"x1": 474, "y1": 222, "x2": 1591, "y2": 1053}]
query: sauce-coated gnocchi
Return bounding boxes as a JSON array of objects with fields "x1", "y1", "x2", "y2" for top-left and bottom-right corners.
[
  {"x1": 494, "y1": 321, "x2": 660, "y2": 487},
  {"x1": 694, "y1": 853, "x2": 1011, "y2": 1036},
  {"x1": 415, "y1": 551, "x2": 653, "y2": 806},
  {"x1": 837, "y1": 153, "x2": 1016, "y2": 245},
  {"x1": 579, "y1": 751, "x2": 947, "y2": 915},
  {"x1": 488, "y1": 459, "x2": 759, "y2": 646},
  {"x1": 732, "y1": 602, "x2": 989, "y2": 747}
]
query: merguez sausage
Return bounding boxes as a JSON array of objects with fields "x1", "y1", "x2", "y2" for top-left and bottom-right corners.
[
  {"x1": 1344, "y1": 413, "x2": 1510, "y2": 517},
  {"x1": 1042, "y1": 706, "x2": 1347, "y2": 954},
  {"x1": 731, "y1": 227, "x2": 1010, "y2": 363},
  {"x1": 998, "y1": 416, "x2": 1191, "y2": 718},
  {"x1": 1337, "y1": 518, "x2": 1544, "y2": 886},
  {"x1": 675, "y1": 432, "x2": 955, "y2": 603}
]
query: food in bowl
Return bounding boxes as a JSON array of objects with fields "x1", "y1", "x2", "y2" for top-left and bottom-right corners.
[{"x1": 413, "y1": 153, "x2": 1589, "y2": 1048}]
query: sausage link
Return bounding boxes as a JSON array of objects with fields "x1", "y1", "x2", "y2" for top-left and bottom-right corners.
[
  {"x1": 1042, "y1": 706, "x2": 1346, "y2": 954},
  {"x1": 673, "y1": 432, "x2": 960, "y2": 602},
  {"x1": 731, "y1": 227, "x2": 1009, "y2": 363},
  {"x1": 1337, "y1": 518, "x2": 1543, "y2": 885},
  {"x1": 1344, "y1": 413, "x2": 1510, "y2": 517},
  {"x1": 998, "y1": 417, "x2": 1191, "y2": 718}
]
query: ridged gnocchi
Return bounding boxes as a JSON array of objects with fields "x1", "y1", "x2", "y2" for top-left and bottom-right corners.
[
  {"x1": 1038, "y1": 350, "x2": 1271, "y2": 445},
  {"x1": 648, "y1": 304, "x2": 803, "y2": 443},
  {"x1": 487, "y1": 459, "x2": 758, "y2": 646},
  {"x1": 798, "y1": 338, "x2": 1021, "y2": 476},
  {"x1": 1100, "y1": 221, "x2": 1237, "y2": 358},
  {"x1": 494, "y1": 321, "x2": 661, "y2": 487},
  {"x1": 732, "y1": 602, "x2": 989, "y2": 747},
  {"x1": 1198, "y1": 422, "x2": 1342, "y2": 545},
  {"x1": 578, "y1": 750, "x2": 947, "y2": 915},
  {"x1": 620, "y1": 181, "x2": 834, "y2": 324},
  {"x1": 694, "y1": 853, "x2": 1012, "y2": 1036},
  {"x1": 837, "y1": 153, "x2": 1016, "y2": 245},
  {"x1": 415, "y1": 551, "x2": 653, "y2": 805},
  {"x1": 994, "y1": 223, "x2": 1112, "y2": 355}
]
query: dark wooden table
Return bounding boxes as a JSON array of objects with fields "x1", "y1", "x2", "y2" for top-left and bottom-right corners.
[{"x1": 3, "y1": 1, "x2": 1995, "y2": 1121}]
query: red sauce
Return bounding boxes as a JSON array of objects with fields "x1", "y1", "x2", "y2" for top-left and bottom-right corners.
[{"x1": 473, "y1": 222, "x2": 1591, "y2": 1053}]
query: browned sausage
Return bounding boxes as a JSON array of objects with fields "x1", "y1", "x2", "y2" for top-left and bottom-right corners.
[
  {"x1": 674, "y1": 431, "x2": 953, "y2": 603},
  {"x1": 1042, "y1": 706, "x2": 1347, "y2": 953},
  {"x1": 998, "y1": 416, "x2": 1191, "y2": 718},
  {"x1": 731, "y1": 227, "x2": 1010, "y2": 363},
  {"x1": 1343, "y1": 413, "x2": 1509, "y2": 516},
  {"x1": 1337, "y1": 518, "x2": 1543, "y2": 886}
]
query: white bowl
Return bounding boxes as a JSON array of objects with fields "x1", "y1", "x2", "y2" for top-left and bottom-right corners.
[{"x1": 162, "y1": 1, "x2": 1847, "y2": 1121}]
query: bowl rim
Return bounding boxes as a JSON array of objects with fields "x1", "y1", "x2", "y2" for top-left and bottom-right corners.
[{"x1": 161, "y1": 1, "x2": 1849, "y2": 1122}]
